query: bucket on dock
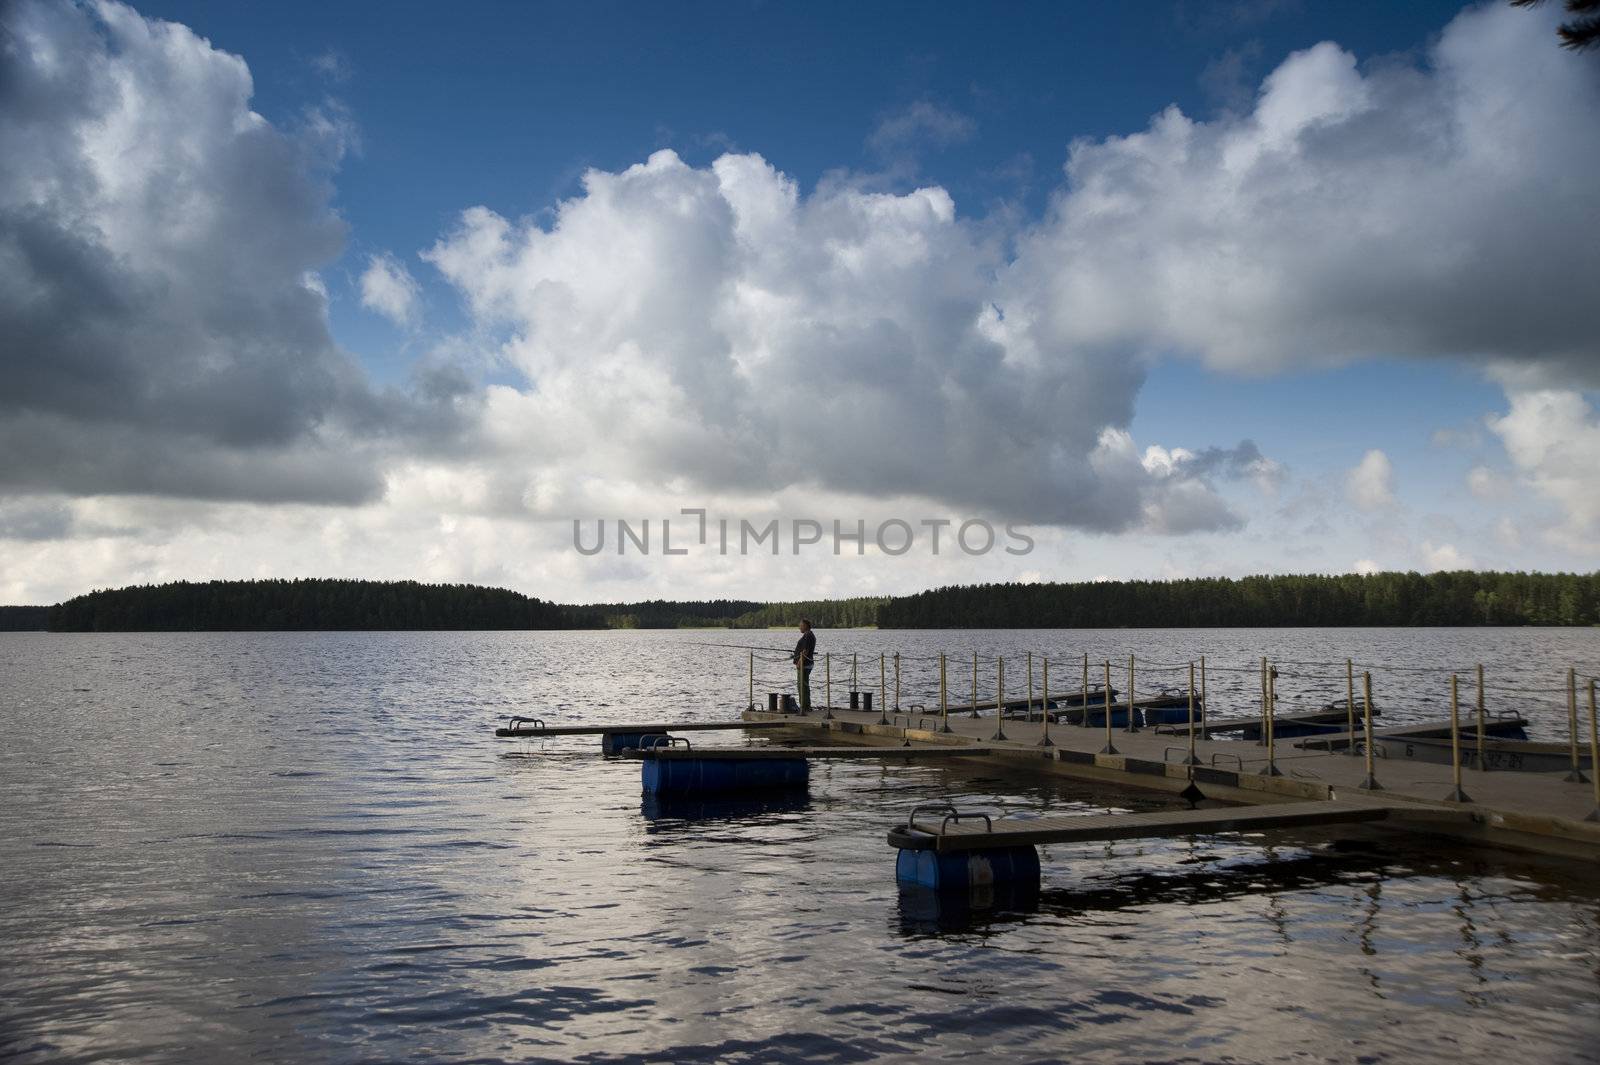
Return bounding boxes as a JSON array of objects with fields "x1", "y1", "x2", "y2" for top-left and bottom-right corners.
[
  {"x1": 782, "y1": 694, "x2": 799, "y2": 713},
  {"x1": 767, "y1": 692, "x2": 780, "y2": 713}
]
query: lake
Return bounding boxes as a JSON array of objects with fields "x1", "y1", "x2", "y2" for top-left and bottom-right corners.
[{"x1": 2, "y1": 628, "x2": 1597, "y2": 1063}]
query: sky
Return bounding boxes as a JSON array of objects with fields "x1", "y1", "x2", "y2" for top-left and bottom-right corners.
[{"x1": 2, "y1": 0, "x2": 1598, "y2": 605}]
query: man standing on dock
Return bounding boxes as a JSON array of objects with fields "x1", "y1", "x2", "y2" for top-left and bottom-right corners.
[{"x1": 792, "y1": 619, "x2": 816, "y2": 714}]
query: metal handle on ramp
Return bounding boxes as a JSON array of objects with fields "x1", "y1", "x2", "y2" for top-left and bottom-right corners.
[
  {"x1": 906, "y1": 803, "x2": 957, "y2": 829},
  {"x1": 938, "y1": 811, "x2": 992, "y2": 834}
]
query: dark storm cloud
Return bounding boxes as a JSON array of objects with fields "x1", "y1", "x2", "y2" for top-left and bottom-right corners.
[{"x1": 0, "y1": 0, "x2": 467, "y2": 504}]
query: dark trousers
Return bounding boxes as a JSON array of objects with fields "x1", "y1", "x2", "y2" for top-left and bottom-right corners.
[{"x1": 796, "y1": 665, "x2": 813, "y2": 714}]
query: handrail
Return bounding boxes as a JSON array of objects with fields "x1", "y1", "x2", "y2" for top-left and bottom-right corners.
[{"x1": 938, "y1": 811, "x2": 993, "y2": 835}]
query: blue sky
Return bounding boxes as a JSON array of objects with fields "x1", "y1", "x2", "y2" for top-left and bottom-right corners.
[
  {"x1": 142, "y1": 0, "x2": 1472, "y2": 355},
  {"x1": 0, "y1": 0, "x2": 1596, "y2": 603}
]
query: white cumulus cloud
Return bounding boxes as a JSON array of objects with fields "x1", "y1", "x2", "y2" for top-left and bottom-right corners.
[
  {"x1": 424, "y1": 149, "x2": 1250, "y2": 532},
  {"x1": 1344, "y1": 450, "x2": 1394, "y2": 512},
  {"x1": 1487, "y1": 382, "x2": 1600, "y2": 552},
  {"x1": 1422, "y1": 541, "x2": 1472, "y2": 572},
  {"x1": 360, "y1": 252, "x2": 421, "y2": 326}
]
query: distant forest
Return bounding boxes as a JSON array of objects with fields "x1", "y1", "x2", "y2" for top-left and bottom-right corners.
[
  {"x1": 28, "y1": 580, "x2": 888, "y2": 632},
  {"x1": 5, "y1": 571, "x2": 1596, "y2": 632},
  {"x1": 0, "y1": 605, "x2": 48, "y2": 631},
  {"x1": 879, "y1": 571, "x2": 1600, "y2": 628}
]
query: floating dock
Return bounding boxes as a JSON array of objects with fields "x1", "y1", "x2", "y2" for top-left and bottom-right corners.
[
  {"x1": 728, "y1": 703, "x2": 1600, "y2": 860},
  {"x1": 887, "y1": 798, "x2": 1477, "y2": 890},
  {"x1": 888, "y1": 798, "x2": 1465, "y2": 852},
  {"x1": 620, "y1": 744, "x2": 1003, "y2": 761},
  {"x1": 1294, "y1": 716, "x2": 1528, "y2": 751},
  {"x1": 1157, "y1": 706, "x2": 1371, "y2": 738},
  {"x1": 494, "y1": 719, "x2": 797, "y2": 738},
  {"x1": 620, "y1": 743, "x2": 1005, "y2": 796}
]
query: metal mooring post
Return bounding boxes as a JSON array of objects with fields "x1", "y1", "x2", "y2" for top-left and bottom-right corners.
[
  {"x1": 971, "y1": 651, "x2": 980, "y2": 719},
  {"x1": 1345, "y1": 659, "x2": 1357, "y2": 756},
  {"x1": 1476, "y1": 664, "x2": 1488, "y2": 773},
  {"x1": 824, "y1": 654, "x2": 833, "y2": 721},
  {"x1": 877, "y1": 652, "x2": 889, "y2": 725},
  {"x1": 1199, "y1": 654, "x2": 1209, "y2": 741},
  {"x1": 1185, "y1": 661, "x2": 1200, "y2": 766},
  {"x1": 1358, "y1": 671, "x2": 1382, "y2": 791},
  {"x1": 1125, "y1": 654, "x2": 1140, "y2": 733},
  {"x1": 1026, "y1": 651, "x2": 1035, "y2": 723},
  {"x1": 938, "y1": 653, "x2": 952, "y2": 733},
  {"x1": 1445, "y1": 673, "x2": 1472, "y2": 803},
  {"x1": 1566, "y1": 667, "x2": 1588, "y2": 784},
  {"x1": 1586, "y1": 679, "x2": 1599, "y2": 822},
  {"x1": 992, "y1": 656, "x2": 1008, "y2": 741},
  {"x1": 1081, "y1": 654, "x2": 1089, "y2": 728},
  {"x1": 748, "y1": 651, "x2": 755, "y2": 712},
  {"x1": 1038, "y1": 656, "x2": 1054, "y2": 747},
  {"x1": 1261, "y1": 665, "x2": 1282, "y2": 776},
  {"x1": 1259, "y1": 656, "x2": 1269, "y2": 747},
  {"x1": 1100, "y1": 660, "x2": 1118, "y2": 755},
  {"x1": 893, "y1": 653, "x2": 901, "y2": 712}
]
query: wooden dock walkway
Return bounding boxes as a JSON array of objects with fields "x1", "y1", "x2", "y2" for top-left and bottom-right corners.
[
  {"x1": 735, "y1": 702, "x2": 1600, "y2": 855},
  {"x1": 1294, "y1": 716, "x2": 1529, "y2": 751},
  {"x1": 622, "y1": 745, "x2": 1002, "y2": 761},
  {"x1": 1156, "y1": 707, "x2": 1365, "y2": 736},
  {"x1": 889, "y1": 799, "x2": 1472, "y2": 852},
  {"x1": 495, "y1": 719, "x2": 799, "y2": 738}
]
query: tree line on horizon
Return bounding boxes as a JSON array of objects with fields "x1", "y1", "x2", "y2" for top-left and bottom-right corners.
[
  {"x1": 878, "y1": 571, "x2": 1600, "y2": 628},
  {"x1": 10, "y1": 571, "x2": 1598, "y2": 632},
  {"x1": 28, "y1": 580, "x2": 890, "y2": 633}
]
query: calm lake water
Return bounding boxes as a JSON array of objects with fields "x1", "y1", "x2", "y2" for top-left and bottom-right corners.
[{"x1": 2, "y1": 628, "x2": 1598, "y2": 1064}]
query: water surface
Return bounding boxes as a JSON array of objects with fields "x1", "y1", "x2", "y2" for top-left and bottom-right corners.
[{"x1": 2, "y1": 629, "x2": 1597, "y2": 1063}]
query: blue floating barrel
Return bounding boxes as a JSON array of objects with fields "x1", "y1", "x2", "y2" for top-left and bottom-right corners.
[
  {"x1": 1082, "y1": 707, "x2": 1142, "y2": 729},
  {"x1": 895, "y1": 845, "x2": 1040, "y2": 892},
  {"x1": 641, "y1": 756, "x2": 810, "y2": 796},
  {"x1": 602, "y1": 731, "x2": 672, "y2": 755}
]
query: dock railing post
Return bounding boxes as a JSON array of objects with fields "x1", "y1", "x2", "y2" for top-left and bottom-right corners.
[
  {"x1": 1345, "y1": 659, "x2": 1356, "y2": 757},
  {"x1": 992, "y1": 656, "x2": 1008, "y2": 741},
  {"x1": 1100, "y1": 660, "x2": 1118, "y2": 755},
  {"x1": 1199, "y1": 654, "x2": 1208, "y2": 741},
  {"x1": 1081, "y1": 654, "x2": 1089, "y2": 729},
  {"x1": 1476, "y1": 664, "x2": 1488, "y2": 773},
  {"x1": 938, "y1": 653, "x2": 952, "y2": 733},
  {"x1": 1185, "y1": 661, "x2": 1200, "y2": 766},
  {"x1": 1259, "y1": 656, "x2": 1268, "y2": 747},
  {"x1": 852, "y1": 653, "x2": 858, "y2": 703},
  {"x1": 1445, "y1": 673, "x2": 1472, "y2": 803},
  {"x1": 824, "y1": 654, "x2": 833, "y2": 721},
  {"x1": 1125, "y1": 654, "x2": 1140, "y2": 733},
  {"x1": 1358, "y1": 671, "x2": 1382, "y2": 791},
  {"x1": 878, "y1": 652, "x2": 889, "y2": 725},
  {"x1": 1026, "y1": 651, "x2": 1035, "y2": 723},
  {"x1": 748, "y1": 650, "x2": 755, "y2": 712},
  {"x1": 893, "y1": 652, "x2": 901, "y2": 712},
  {"x1": 1261, "y1": 665, "x2": 1282, "y2": 776},
  {"x1": 1038, "y1": 656, "x2": 1054, "y2": 747},
  {"x1": 971, "y1": 651, "x2": 980, "y2": 719},
  {"x1": 1586, "y1": 679, "x2": 1599, "y2": 822},
  {"x1": 1566, "y1": 667, "x2": 1588, "y2": 784}
]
